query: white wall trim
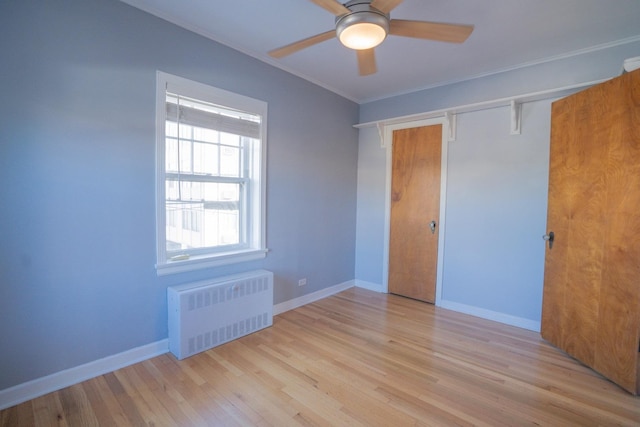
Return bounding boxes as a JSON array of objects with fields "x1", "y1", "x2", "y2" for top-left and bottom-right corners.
[
  {"x1": 273, "y1": 280, "x2": 355, "y2": 315},
  {"x1": 0, "y1": 339, "x2": 169, "y2": 411},
  {"x1": 439, "y1": 299, "x2": 541, "y2": 332},
  {"x1": 355, "y1": 78, "x2": 609, "y2": 130},
  {"x1": 354, "y1": 279, "x2": 384, "y2": 293}
]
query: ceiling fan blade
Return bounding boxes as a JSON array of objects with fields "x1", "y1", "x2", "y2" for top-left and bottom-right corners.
[
  {"x1": 357, "y1": 48, "x2": 377, "y2": 76},
  {"x1": 268, "y1": 30, "x2": 336, "y2": 58},
  {"x1": 310, "y1": 0, "x2": 350, "y2": 16},
  {"x1": 389, "y1": 19, "x2": 474, "y2": 43},
  {"x1": 370, "y1": 0, "x2": 403, "y2": 13}
]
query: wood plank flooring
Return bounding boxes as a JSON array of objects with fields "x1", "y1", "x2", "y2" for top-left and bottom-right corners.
[{"x1": 2, "y1": 287, "x2": 639, "y2": 426}]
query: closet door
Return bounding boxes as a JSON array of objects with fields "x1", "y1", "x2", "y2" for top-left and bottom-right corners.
[
  {"x1": 541, "y1": 69, "x2": 640, "y2": 394},
  {"x1": 388, "y1": 125, "x2": 442, "y2": 303}
]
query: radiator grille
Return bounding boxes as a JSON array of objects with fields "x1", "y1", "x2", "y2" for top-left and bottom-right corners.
[{"x1": 168, "y1": 270, "x2": 273, "y2": 359}]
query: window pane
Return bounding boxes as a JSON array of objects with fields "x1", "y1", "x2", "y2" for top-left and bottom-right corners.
[
  {"x1": 220, "y1": 146, "x2": 240, "y2": 177},
  {"x1": 193, "y1": 142, "x2": 218, "y2": 175},
  {"x1": 165, "y1": 138, "x2": 179, "y2": 172},
  {"x1": 217, "y1": 210, "x2": 239, "y2": 245},
  {"x1": 165, "y1": 182, "x2": 241, "y2": 251},
  {"x1": 202, "y1": 182, "x2": 240, "y2": 206},
  {"x1": 166, "y1": 121, "x2": 177, "y2": 137},
  {"x1": 179, "y1": 140, "x2": 192, "y2": 173},
  {"x1": 179, "y1": 124, "x2": 191, "y2": 139},
  {"x1": 165, "y1": 179, "x2": 179, "y2": 200},
  {"x1": 217, "y1": 183, "x2": 238, "y2": 201}
]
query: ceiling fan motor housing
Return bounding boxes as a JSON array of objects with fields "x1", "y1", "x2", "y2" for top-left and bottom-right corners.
[{"x1": 336, "y1": 0, "x2": 390, "y2": 50}]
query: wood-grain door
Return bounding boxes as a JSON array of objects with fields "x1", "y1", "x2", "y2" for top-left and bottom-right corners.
[
  {"x1": 541, "y1": 69, "x2": 640, "y2": 395},
  {"x1": 388, "y1": 125, "x2": 442, "y2": 303}
]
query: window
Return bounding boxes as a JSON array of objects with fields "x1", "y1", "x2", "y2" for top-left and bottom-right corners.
[{"x1": 155, "y1": 72, "x2": 267, "y2": 275}]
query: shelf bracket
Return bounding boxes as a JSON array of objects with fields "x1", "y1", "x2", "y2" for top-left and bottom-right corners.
[
  {"x1": 510, "y1": 100, "x2": 522, "y2": 135},
  {"x1": 446, "y1": 112, "x2": 457, "y2": 142},
  {"x1": 376, "y1": 122, "x2": 385, "y2": 148}
]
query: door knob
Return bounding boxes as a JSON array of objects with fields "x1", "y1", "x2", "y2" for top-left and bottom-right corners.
[
  {"x1": 543, "y1": 231, "x2": 555, "y2": 249},
  {"x1": 429, "y1": 220, "x2": 437, "y2": 234}
]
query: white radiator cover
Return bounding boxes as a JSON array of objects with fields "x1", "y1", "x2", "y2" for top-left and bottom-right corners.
[{"x1": 167, "y1": 269, "x2": 274, "y2": 360}]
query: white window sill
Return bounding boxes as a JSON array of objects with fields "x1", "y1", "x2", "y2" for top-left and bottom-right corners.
[{"x1": 156, "y1": 248, "x2": 268, "y2": 276}]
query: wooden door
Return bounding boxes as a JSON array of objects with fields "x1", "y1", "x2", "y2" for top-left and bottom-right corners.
[
  {"x1": 541, "y1": 69, "x2": 640, "y2": 395},
  {"x1": 388, "y1": 125, "x2": 442, "y2": 303}
]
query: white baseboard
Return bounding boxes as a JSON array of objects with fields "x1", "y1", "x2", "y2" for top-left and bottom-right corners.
[
  {"x1": 353, "y1": 279, "x2": 384, "y2": 293},
  {"x1": 1, "y1": 290, "x2": 539, "y2": 411},
  {"x1": 0, "y1": 339, "x2": 169, "y2": 411},
  {"x1": 273, "y1": 280, "x2": 355, "y2": 315},
  {"x1": 1, "y1": 280, "x2": 355, "y2": 410},
  {"x1": 438, "y1": 299, "x2": 541, "y2": 332}
]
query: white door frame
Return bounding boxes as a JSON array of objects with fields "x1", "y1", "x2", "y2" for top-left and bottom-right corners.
[{"x1": 381, "y1": 117, "x2": 450, "y2": 306}]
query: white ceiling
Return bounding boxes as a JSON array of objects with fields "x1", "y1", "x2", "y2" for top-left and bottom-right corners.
[{"x1": 122, "y1": 0, "x2": 640, "y2": 103}]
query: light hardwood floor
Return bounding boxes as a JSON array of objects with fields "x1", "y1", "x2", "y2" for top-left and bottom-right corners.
[{"x1": 2, "y1": 287, "x2": 639, "y2": 426}]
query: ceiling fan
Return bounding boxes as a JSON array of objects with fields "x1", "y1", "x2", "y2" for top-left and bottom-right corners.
[{"x1": 268, "y1": 0, "x2": 474, "y2": 76}]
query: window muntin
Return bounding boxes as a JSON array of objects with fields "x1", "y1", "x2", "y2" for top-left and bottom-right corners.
[{"x1": 156, "y1": 72, "x2": 267, "y2": 274}]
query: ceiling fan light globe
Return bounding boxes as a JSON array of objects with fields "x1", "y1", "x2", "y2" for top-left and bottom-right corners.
[
  {"x1": 336, "y1": 10, "x2": 389, "y2": 50},
  {"x1": 339, "y1": 22, "x2": 386, "y2": 50}
]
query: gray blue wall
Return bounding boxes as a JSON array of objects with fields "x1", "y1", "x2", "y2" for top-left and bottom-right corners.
[
  {"x1": 0, "y1": 0, "x2": 358, "y2": 390},
  {"x1": 355, "y1": 39, "x2": 640, "y2": 328}
]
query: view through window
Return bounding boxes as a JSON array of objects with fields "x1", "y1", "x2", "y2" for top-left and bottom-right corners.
[{"x1": 156, "y1": 73, "x2": 267, "y2": 274}]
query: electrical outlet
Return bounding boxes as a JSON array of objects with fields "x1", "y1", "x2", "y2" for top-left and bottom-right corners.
[{"x1": 298, "y1": 278, "x2": 307, "y2": 286}]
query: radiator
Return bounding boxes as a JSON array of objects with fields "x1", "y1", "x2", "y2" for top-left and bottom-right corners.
[{"x1": 167, "y1": 270, "x2": 273, "y2": 360}]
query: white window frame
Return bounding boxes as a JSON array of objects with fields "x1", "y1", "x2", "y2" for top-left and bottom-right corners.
[{"x1": 155, "y1": 71, "x2": 267, "y2": 275}]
